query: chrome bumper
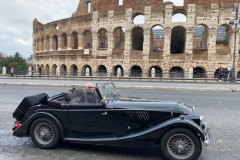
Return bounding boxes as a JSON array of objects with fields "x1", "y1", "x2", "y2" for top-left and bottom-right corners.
[{"x1": 203, "y1": 126, "x2": 210, "y2": 146}]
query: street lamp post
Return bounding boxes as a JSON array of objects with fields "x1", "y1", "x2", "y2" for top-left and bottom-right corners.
[{"x1": 230, "y1": 0, "x2": 239, "y2": 82}]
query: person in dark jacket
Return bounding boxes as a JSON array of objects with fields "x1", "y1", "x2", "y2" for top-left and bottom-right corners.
[{"x1": 85, "y1": 83, "x2": 100, "y2": 103}]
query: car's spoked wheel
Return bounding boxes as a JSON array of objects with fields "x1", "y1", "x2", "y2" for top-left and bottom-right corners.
[
  {"x1": 167, "y1": 134, "x2": 194, "y2": 159},
  {"x1": 30, "y1": 118, "x2": 59, "y2": 149},
  {"x1": 160, "y1": 128, "x2": 202, "y2": 160},
  {"x1": 34, "y1": 122, "x2": 54, "y2": 145}
]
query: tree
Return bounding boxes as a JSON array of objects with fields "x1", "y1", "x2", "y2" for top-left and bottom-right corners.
[{"x1": 0, "y1": 52, "x2": 28, "y2": 74}]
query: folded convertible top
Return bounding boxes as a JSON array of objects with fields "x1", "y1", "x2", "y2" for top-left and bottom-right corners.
[{"x1": 13, "y1": 93, "x2": 49, "y2": 121}]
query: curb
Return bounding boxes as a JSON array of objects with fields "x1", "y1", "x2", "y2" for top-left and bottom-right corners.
[{"x1": 0, "y1": 82, "x2": 239, "y2": 92}]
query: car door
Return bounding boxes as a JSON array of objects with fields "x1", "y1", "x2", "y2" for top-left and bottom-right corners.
[{"x1": 67, "y1": 101, "x2": 122, "y2": 138}]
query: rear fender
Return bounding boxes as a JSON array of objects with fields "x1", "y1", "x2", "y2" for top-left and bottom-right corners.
[{"x1": 13, "y1": 112, "x2": 64, "y2": 140}]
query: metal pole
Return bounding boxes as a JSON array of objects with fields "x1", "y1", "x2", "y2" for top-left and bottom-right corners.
[{"x1": 231, "y1": 0, "x2": 238, "y2": 82}]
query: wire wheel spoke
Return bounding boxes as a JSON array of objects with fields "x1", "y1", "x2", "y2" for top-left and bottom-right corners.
[
  {"x1": 35, "y1": 123, "x2": 54, "y2": 145},
  {"x1": 167, "y1": 134, "x2": 195, "y2": 159}
]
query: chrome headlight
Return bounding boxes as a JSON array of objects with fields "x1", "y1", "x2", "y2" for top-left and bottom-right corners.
[{"x1": 200, "y1": 115, "x2": 206, "y2": 127}]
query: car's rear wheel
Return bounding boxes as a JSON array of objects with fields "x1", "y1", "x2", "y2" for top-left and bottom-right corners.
[
  {"x1": 160, "y1": 128, "x2": 202, "y2": 160},
  {"x1": 30, "y1": 118, "x2": 59, "y2": 149}
]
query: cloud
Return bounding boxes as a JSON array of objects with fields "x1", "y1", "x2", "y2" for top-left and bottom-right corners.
[
  {"x1": 0, "y1": 0, "x2": 79, "y2": 58},
  {"x1": 16, "y1": 39, "x2": 32, "y2": 46}
]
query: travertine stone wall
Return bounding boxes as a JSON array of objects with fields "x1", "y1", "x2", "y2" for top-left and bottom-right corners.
[{"x1": 32, "y1": 0, "x2": 240, "y2": 78}]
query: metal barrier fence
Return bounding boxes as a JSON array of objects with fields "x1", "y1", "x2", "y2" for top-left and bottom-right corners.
[{"x1": 2, "y1": 70, "x2": 240, "y2": 82}]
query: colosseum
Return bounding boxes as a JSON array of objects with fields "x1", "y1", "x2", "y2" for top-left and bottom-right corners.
[{"x1": 32, "y1": 0, "x2": 240, "y2": 79}]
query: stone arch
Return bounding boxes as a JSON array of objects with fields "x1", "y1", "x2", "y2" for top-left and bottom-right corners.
[
  {"x1": 113, "y1": 27, "x2": 125, "y2": 49},
  {"x1": 97, "y1": 65, "x2": 107, "y2": 76},
  {"x1": 171, "y1": 26, "x2": 186, "y2": 54},
  {"x1": 132, "y1": 27, "x2": 144, "y2": 51},
  {"x1": 193, "y1": 24, "x2": 209, "y2": 50},
  {"x1": 45, "y1": 64, "x2": 50, "y2": 75},
  {"x1": 216, "y1": 24, "x2": 232, "y2": 47},
  {"x1": 131, "y1": 65, "x2": 142, "y2": 77},
  {"x1": 52, "y1": 64, "x2": 57, "y2": 75},
  {"x1": 83, "y1": 30, "x2": 92, "y2": 49},
  {"x1": 133, "y1": 13, "x2": 144, "y2": 24},
  {"x1": 52, "y1": 35, "x2": 58, "y2": 50},
  {"x1": 81, "y1": 65, "x2": 92, "y2": 76},
  {"x1": 113, "y1": 65, "x2": 124, "y2": 77},
  {"x1": 61, "y1": 33, "x2": 67, "y2": 49},
  {"x1": 40, "y1": 38, "x2": 44, "y2": 51},
  {"x1": 149, "y1": 66, "x2": 162, "y2": 77},
  {"x1": 237, "y1": 71, "x2": 240, "y2": 79},
  {"x1": 52, "y1": 24, "x2": 59, "y2": 30},
  {"x1": 193, "y1": 67, "x2": 206, "y2": 78},
  {"x1": 60, "y1": 64, "x2": 67, "y2": 76},
  {"x1": 172, "y1": 13, "x2": 187, "y2": 22},
  {"x1": 151, "y1": 25, "x2": 164, "y2": 52},
  {"x1": 169, "y1": 66, "x2": 184, "y2": 78},
  {"x1": 36, "y1": 39, "x2": 39, "y2": 51},
  {"x1": 98, "y1": 28, "x2": 108, "y2": 48},
  {"x1": 45, "y1": 36, "x2": 50, "y2": 51},
  {"x1": 70, "y1": 64, "x2": 78, "y2": 76},
  {"x1": 72, "y1": 31, "x2": 78, "y2": 49}
]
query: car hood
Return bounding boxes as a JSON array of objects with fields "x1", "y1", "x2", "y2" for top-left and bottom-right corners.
[{"x1": 112, "y1": 96, "x2": 194, "y2": 115}]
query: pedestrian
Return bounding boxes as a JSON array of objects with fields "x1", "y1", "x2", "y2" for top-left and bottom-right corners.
[
  {"x1": 218, "y1": 66, "x2": 223, "y2": 80},
  {"x1": 10, "y1": 67, "x2": 14, "y2": 77},
  {"x1": 38, "y1": 66, "x2": 42, "y2": 78},
  {"x1": 31, "y1": 66, "x2": 34, "y2": 77}
]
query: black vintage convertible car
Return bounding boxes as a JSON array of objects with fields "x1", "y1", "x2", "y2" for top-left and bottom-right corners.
[{"x1": 11, "y1": 82, "x2": 210, "y2": 160}]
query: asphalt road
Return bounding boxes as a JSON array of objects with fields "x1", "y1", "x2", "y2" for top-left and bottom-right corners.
[{"x1": 0, "y1": 86, "x2": 240, "y2": 160}]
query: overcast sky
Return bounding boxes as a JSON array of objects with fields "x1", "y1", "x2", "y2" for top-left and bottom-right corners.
[{"x1": 0, "y1": 0, "x2": 183, "y2": 58}]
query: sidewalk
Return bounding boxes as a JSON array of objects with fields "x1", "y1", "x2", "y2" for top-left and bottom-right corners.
[{"x1": 0, "y1": 77, "x2": 240, "y2": 92}]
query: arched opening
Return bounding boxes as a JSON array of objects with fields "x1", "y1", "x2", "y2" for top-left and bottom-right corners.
[
  {"x1": 172, "y1": 13, "x2": 187, "y2": 22},
  {"x1": 45, "y1": 36, "x2": 50, "y2": 51},
  {"x1": 131, "y1": 65, "x2": 142, "y2": 77},
  {"x1": 70, "y1": 64, "x2": 78, "y2": 76},
  {"x1": 83, "y1": 30, "x2": 92, "y2": 49},
  {"x1": 113, "y1": 65, "x2": 124, "y2": 77},
  {"x1": 151, "y1": 25, "x2": 164, "y2": 52},
  {"x1": 113, "y1": 27, "x2": 125, "y2": 49},
  {"x1": 169, "y1": 67, "x2": 184, "y2": 78},
  {"x1": 132, "y1": 27, "x2": 144, "y2": 51},
  {"x1": 61, "y1": 33, "x2": 67, "y2": 49},
  {"x1": 81, "y1": 65, "x2": 92, "y2": 76},
  {"x1": 52, "y1": 35, "x2": 58, "y2": 50},
  {"x1": 133, "y1": 14, "x2": 144, "y2": 24},
  {"x1": 98, "y1": 65, "x2": 107, "y2": 76},
  {"x1": 60, "y1": 64, "x2": 67, "y2": 76},
  {"x1": 237, "y1": 71, "x2": 240, "y2": 79},
  {"x1": 193, "y1": 25, "x2": 208, "y2": 50},
  {"x1": 72, "y1": 31, "x2": 78, "y2": 49},
  {"x1": 171, "y1": 26, "x2": 186, "y2": 54},
  {"x1": 53, "y1": 24, "x2": 59, "y2": 30},
  {"x1": 40, "y1": 38, "x2": 44, "y2": 51},
  {"x1": 216, "y1": 25, "x2": 232, "y2": 47},
  {"x1": 52, "y1": 64, "x2": 57, "y2": 75},
  {"x1": 98, "y1": 28, "x2": 108, "y2": 48},
  {"x1": 45, "y1": 64, "x2": 50, "y2": 75},
  {"x1": 149, "y1": 66, "x2": 162, "y2": 77},
  {"x1": 193, "y1": 67, "x2": 206, "y2": 78}
]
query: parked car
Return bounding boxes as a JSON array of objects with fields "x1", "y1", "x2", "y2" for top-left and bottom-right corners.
[{"x1": 11, "y1": 82, "x2": 210, "y2": 160}]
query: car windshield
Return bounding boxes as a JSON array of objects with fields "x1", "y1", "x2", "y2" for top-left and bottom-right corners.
[{"x1": 96, "y1": 83, "x2": 119, "y2": 99}]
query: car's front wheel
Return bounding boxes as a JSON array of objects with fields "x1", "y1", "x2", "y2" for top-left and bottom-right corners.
[
  {"x1": 160, "y1": 128, "x2": 202, "y2": 160},
  {"x1": 30, "y1": 118, "x2": 59, "y2": 149}
]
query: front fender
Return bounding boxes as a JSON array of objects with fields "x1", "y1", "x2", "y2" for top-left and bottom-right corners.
[
  {"x1": 13, "y1": 112, "x2": 64, "y2": 140},
  {"x1": 150, "y1": 116, "x2": 206, "y2": 143}
]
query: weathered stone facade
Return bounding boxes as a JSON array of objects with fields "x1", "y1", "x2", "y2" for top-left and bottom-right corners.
[{"x1": 32, "y1": 0, "x2": 240, "y2": 78}]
